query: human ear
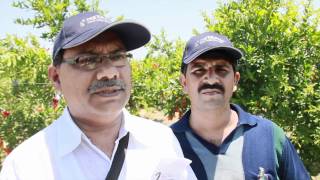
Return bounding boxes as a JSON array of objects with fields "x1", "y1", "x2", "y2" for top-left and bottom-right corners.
[
  {"x1": 48, "y1": 65, "x2": 62, "y2": 91},
  {"x1": 233, "y1": 72, "x2": 240, "y2": 92},
  {"x1": 179, "y1": 74, "x2": 188, "y2": 94}
]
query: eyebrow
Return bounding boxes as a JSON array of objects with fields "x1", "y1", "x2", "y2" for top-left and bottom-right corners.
[
  {"x1": 82, "y1": 48, "x2": 125, "y2": 55},
  {"x1": 190, "y1": 63, "x2": 205, "y2": 69},
  {"x1": 190, "y1": 62, "x2": 231, "y2": 69}
]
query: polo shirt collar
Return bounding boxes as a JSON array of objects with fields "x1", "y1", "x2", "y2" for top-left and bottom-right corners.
[
  {"x1": 232, "y1": 104, "x2": 257, "y2": 126},
  {"x1": 170, "y1": 110, "x2": 192, "y2": 132},
  {"x1": 171, "y1": 104, "x2": 257, "y2": 133}
]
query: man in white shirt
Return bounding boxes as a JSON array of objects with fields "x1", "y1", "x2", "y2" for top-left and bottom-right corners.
[{"x1": 0, "y1": 12, "x2": 196, "y2": 180}]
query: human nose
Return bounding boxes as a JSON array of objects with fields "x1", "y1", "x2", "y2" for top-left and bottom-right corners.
[
  {"x1": 203, "y1": 67, "x2": 219, "y2": 84},
  {"x1": 96, "y1": 63, "x2": 120, "y2": 81}
]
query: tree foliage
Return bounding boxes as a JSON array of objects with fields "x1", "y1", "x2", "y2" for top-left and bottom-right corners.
[
  {"x1": 129, "y1": 31, "x2": 189, "y2": 120},
  {"x1": 200, "y1": 0, "x2": 320, "y2": 174},
  {"x1": 1, "y1": 0, "x2": 319, "y2": 176},
  {"x1": 0, "y1": 35, "x2": 60, "y2": 158},
  {"x1": 12, "y1": 0, "x2": 105, "y2": 40}
]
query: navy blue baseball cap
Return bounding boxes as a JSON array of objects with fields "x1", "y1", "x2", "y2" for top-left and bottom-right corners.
[
  {"x1": 181, "y1": 32, "x2": 243, "y2": 71},
  {"x1": 52, "y1": 12, "x2": 151, "y2": 64}
]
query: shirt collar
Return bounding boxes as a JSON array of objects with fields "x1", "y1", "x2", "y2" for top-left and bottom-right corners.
[
  {"x1": 233, "y1": 104, "x2": 257, "y2": 126},
  {"x1": 117, "y1": 111, "x2": 129, "y2": 142},
  {"x1": 121, "y1": 109, "x2": 146, "y2": 146},
  {"x1": 57, "y1": 108, "x2": 129, "y2": 157},
  {"x1": 57, "y1": 108, "x2": 83, "y2": 157},
  {"x1": 171, "y1": 104, "x2": 257, "y2": 133},
  {"x1": 121, "y1": 109, "x2": 159, "y2": 148}
]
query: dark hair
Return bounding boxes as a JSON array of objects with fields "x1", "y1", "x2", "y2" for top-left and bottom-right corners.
[
  {"x1": 53, "y1": 50, "x2": 64, "y2": 66},
  {"x1": 181, "y1": 50, "x2": 238, "y2": 75}
]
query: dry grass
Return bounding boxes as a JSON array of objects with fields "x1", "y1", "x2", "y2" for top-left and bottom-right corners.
[{"x1": 312, "y1": 174, "x2": 320, "y2": 180}]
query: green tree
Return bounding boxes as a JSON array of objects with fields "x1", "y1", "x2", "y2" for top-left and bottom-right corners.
[
  {"x1": 0, "y1": 35, "x2": 58, "y2": 158},
  {"x1": 129, "y1": 31, "x2": 188, "y2": 120},
  {"x1": 201, "y1": 0, "x2": 320, "y2": 174},
  {"x1": 13, "y1": 0, "x2": 104, "y2": 40},
  {"x1": 2, "y1": 0, "x2": 319, "y2": 176}
]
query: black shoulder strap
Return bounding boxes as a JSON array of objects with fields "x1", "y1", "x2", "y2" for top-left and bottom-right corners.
[{"x1": 105, "y1": 132, "x2": 130, "y2": 180}]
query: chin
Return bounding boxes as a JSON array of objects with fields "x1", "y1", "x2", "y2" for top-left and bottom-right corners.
[
  {"x1": 94, "y1": 105, "x2": 124, "y2": 114},
  {"x1": 81, "y1": 109, "x2": 122, "y2": 123},
  {"x1": 199, "y1": 101, "x2": 226, "y2": 109}
]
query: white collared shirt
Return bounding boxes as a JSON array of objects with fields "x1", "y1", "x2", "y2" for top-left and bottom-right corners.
[{"x1": 0, "y1": 108, "x2": 196, "y2": 180}]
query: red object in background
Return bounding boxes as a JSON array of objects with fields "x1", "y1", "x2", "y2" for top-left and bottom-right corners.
[
  {"x1": 0, "y1": 138, "x2": 3, "y2": 149},
  {"x1": 0, "y1": 138, "x2": 11, "y2": 155},
  {"x1": 1, "y1": 110, "x2": 10, "y2": 118},
  {"x1": 4, "y1": 147, "x2": 12, "y2": 155},
  {"x1": 52, "y1": 94, "x2": 60, "y2": 110},
  {"x1": 52, "y1": 98, "x2": 59, "y2": 110}
]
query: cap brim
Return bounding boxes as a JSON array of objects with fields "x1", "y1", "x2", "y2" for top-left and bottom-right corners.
[
  {"x1": 63, "y1": 20, "x2": 151, "y2": 51},
  {"x1": 183, "y1": 46, "x2": 243, "y2": 64}
]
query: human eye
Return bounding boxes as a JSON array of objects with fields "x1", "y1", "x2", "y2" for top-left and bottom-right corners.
[
  {"x1": 109, "y1": 53, "x2": 123, "y2": 61},
  {"x1": 76, "y1": 55, "x2": 98, "y2": 70},
  {"x1": 216, "y1": 67, "x2": 227, "y2": 72},
  {"x1": 215, "y1": 66, "x2": 230, "y2": 76},
  {"x1": 191, "y1": 67, "x2": 206, "y2": 75},
  {"x1": 109, "y1": 52, "x2": 129, "y2": 67}
]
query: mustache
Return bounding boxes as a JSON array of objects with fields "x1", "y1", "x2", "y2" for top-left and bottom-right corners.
[
  {"x1": 88, "y1": 79, "x2": 126, "y2": 94},
  {"x1": 198, "y1": 83, "x2": 225, "y2": 93}
]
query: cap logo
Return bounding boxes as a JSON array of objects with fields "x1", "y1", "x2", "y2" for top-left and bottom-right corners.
[
  {"x1": 79, "y1": 15, "x2": 110, "y2": 27},
  {"x1": 194, "y1": 35, "x2": 225, "y2": 47}
]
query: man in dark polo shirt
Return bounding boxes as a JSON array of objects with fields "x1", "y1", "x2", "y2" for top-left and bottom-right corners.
[{"x1": 171, "y1": 32, "x2": 310, "y2": 180}]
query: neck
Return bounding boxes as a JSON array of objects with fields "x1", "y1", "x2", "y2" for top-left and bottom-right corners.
[
  {"x1": 74, "y1": 112, "x2": 123, "y2": 158},
  {"x1": 189, "y1": 105, "x2": 238, "y2": 146}
]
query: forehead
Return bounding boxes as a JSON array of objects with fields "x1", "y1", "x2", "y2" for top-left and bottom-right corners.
[
  {"x1": 64, "y1": 31, "x2": 125, "y2": 56},
  {"x1": 189, "y1": 58, "x2": 233, "y2": 67}
]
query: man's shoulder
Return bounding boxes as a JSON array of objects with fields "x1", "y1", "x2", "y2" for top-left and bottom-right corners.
[
  {"x1": 4, "y1": 119, "x2": 58, "y2": 159},
  {"x1": 170, "y1": 119, "x2": 182, "y2": 128},
  {"x1": 127, "y1": 113, "x2": 172, "y2": 134},
  {"x1": 242, "y1": 113, "x2": 287, "y2": 156},
  {"x1": 0, "y1": 119, "x2": 60, "y2": 179},
  {"x1": 249, "y1": 114, "x2": 285, "y2": 132},
  {"x1": 125, "y1": 113, "x2": 178, "y2": 146},
  {"x1": 1, "y1": 125, "x2": 54, "y2": 177}
]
